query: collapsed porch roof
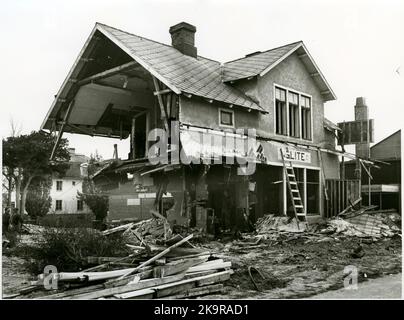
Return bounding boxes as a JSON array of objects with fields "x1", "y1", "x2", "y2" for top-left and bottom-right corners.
[{"x1": 41, "y1": 23, "x2": 264, "y2": 138}]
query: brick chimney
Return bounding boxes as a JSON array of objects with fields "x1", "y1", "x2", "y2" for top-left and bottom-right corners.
[
  {"x1": 169, "y1": 22, "x2": 197, "y2": 58},
  {"x1": 354, "y1": 97, "x2": 370, "y2": 158}
]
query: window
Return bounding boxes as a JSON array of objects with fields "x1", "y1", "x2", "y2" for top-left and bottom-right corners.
[
  {"x1": 55, "y1": 200, "x2": 62, "y2": 211},
  {"x1": 275, "y1": 86, "x2": 312, "y2": 141},
  {"x1": 77, "y1": 200, "x2": 83, "y2": 211},
  {"x1": 288, "y1": 92, "x2": 299, "y2": 137},
  {"x1": 301, "y1": 95, "x2": 311, "y2": 140},
  {"x1": 56, "y1": 180, "x2": 63, "y2": 191},
  {"x1": 219, "y1": 109, "x2": 234, "y2": 127},
  {"x1": 72, "y1": 181, "x2": 76, "y2": 186},
  {"x1": 275, "y1": 87, "x2": 287, "y2": 135}
]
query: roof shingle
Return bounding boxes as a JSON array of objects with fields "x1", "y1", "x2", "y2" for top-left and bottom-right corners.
[
  {"x1": 98, "y1": 23, "x2": 264, "y2": 112},
  {"x1": 222, "y1": 41, "x2": 301, "y2": 82}
]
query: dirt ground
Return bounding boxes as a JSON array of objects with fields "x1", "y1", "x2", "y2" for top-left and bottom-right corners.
[
  {"x1": 202, "y1": 235, "x2": 402, "y2": 299},
  {"x1": 2, "y1": 232, "x2": 402, "y2": 299}
]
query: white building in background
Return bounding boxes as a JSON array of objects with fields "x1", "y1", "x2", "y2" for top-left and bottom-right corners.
[{"x1": 49, "y1": 148, "x2": 91, "y2": 214}]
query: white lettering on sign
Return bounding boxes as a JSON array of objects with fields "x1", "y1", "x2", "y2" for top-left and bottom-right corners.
[{"x1": 278, "y1": 146, "x2": 311, "y2": 163}]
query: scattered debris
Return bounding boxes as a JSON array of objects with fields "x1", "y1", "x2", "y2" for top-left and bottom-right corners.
[{"x1": 7, "y1": 231, "x2": 232, "y2": 300}]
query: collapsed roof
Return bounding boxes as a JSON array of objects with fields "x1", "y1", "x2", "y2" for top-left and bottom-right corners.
[{"x1": 41, "y1": 22, "x2": 336, "y2": 138}]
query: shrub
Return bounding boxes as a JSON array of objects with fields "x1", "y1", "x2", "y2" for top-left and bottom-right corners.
[
  {"x1": 25, "y1": 177, "x2": 52, "y2": 219},
  {"x1": 24, "y1": 227, "x2": 129, "y2": 273}
]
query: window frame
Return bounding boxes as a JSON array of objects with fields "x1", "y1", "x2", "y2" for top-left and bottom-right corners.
[
  {"x1": 56, "y1": 180, "x2": 63, "y2": 191},
  {"x1": 218, "y1": 108, "x2": 235, "y2": 128},
  {"x1": 301, "y1": 95, "x2": 312, "y2": 140},
  {"x1": 275, "y1": 87, "x2": 287, "y2": 135},
  {"x1": 55, "y1": 200, "x2": 62, "y2": 211},
  {"x1": 77, "y1": 200, "x2": 84, "y2": 211},
  {"x1": 273, "y1": 84, "x2": 313, "y2": 142}
]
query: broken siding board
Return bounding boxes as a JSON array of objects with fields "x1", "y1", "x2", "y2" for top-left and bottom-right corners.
[
  {"x1": 154, "y1": 270, "x2": 232, "y2": 298},
  {"x1": 117, "y1": 234, "x2": 194, "y2": 279},
  {"x1": 153, "y1": 256, "x2": 209, "y2": 278},
  {"x1": 113, "y1": 288, "x2": 155, "y2": 299},
  {"x1": 66, "y1": 274, "x2": 184, "y2": 300}
]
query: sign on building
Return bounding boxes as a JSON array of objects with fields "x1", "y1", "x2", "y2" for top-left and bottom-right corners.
[
  {"x1": 278, "y1": 146, "x2": 311, "y2": 163},
  {"x1": 337, "y1": 119, "x2": 374, "y2": 145}
]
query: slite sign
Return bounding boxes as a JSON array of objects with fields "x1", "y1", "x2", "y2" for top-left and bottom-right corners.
[{"x1": 278, "y1": 146, "x2": 311, "y2": 163}]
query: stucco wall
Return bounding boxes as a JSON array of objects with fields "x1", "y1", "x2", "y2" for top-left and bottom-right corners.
[
  {"x1": 180, "y1": 52, "x2": 329, "y2": 150},
  {"x1": 179, "y1": 96, "x2": 259, "y2": 131},
  {"x1": 50, "y1": 177, "x2": 90, "y2": 214},
  {"x1": 234, "y1": 52, "x2": 326, "y2": 145}
]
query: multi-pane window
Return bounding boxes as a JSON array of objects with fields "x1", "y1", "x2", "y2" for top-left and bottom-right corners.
[
  {"x1": 77, "y1": 200, "x2": 83, "y2": 211},
  {"x1": 288, "y1": 92, "x2": 299, "y2": 137},
  {"x1": 275, "y1": 86, "x2": 312, "y2": 141},
  {"x1": 219, "y1": 109, "x2": 234, "y2": 127},
  {"x1": 55, "y1": 200, "x2": 62, "y2": 211},
  {"x1": 56, "y1": 180, "x2": 63, "y2": 191},
  {"x1": 301, "y1": 95, "x2": 311, "y2": 140},
  {"x1": 275, "y1": 88, "x2": 287, "y2": 135}
]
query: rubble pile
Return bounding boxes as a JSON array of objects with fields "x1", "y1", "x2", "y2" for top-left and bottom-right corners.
[
  {"x1": 255, "y1": 209, "x2": 401, "y2": 241},
  {"x1": 7, "y1": 220, "x2": 233, "y2": 300},
  {"x1": 255, "y1": 215, "x2": 307, "y2": 234}
]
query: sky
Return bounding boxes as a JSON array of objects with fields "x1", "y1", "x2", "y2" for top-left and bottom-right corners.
[{"x1": 1, "y1": 0, "x2": 403, "y2": 159}]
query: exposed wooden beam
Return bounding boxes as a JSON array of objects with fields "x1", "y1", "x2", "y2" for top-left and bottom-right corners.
[
  {"x1": 50, "y1": 100, "x2": 75, "y2": 160},
  {"x1": 298, "y1": 53, "x2": 308, "y2": 58},
  {"x1": 310, "y1": 72, "x2": 320, "y2": 77},
  {"x1": 321, "y1": 90, "x2": 331, "y2": 95},
  {"x1": 153, "y1": 89, "x2": 172, "y2": 96},
  {"x1": 152, "y1": 76, "x2": 169, "y2": 132},
  {"x1": 77, "y1": 61, "x2": 139, "y2": 86}
]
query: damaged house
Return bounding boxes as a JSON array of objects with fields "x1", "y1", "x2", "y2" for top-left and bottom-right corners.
[{"x1": 41, "y1": 22, "x2": 360, "y2": 231}]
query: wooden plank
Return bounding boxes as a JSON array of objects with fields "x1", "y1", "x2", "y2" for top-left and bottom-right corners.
[
  {"x1": 103, "y1": 269, "x2": 154, "y2": 288},
  {"x1": 81, "y1": 253, "x2": 138, "y2": 272},
  {"x1": 77, "y1": 61, "x2": 138, "y2": 86},
  {"x1": 50, "y1": 100, "x2": 75, "y2": 160},
  {"x1": 187, "y1": 261, "x2": 231, "y2": 273},
  {"x1": 154, "y1": 270, "x2": 232, "y2": 298},
  {"x1": 116, "y1": 234, "x2": 194, "y2": 280},
  {"x1": 152, "y1": 76, "x2": 169, "y2": 132},
  {"x1": 65, "y1": 274, "x2": 184, "y2": 300},
  {"x1": 102, "y1": 222, "x2": 134, "y2": 236},
  {"x1": 148, "y1": 245, "x2": 205, "y2": 257},
  {"x1": 167, "y1": 252, "x2": 211, "y2": 262},
  {"x1": 35, "y1": 284, "x2": 105, "y2": 300},
  {"x1": 153, "y1": 256, "x2": 208, "y2": 278},
  {"x1": 161, "y1": 284, "x2": 224, "y2": 300},
  {"x1": 113, "y1": 288, "x2": 155, "y2": 299}
]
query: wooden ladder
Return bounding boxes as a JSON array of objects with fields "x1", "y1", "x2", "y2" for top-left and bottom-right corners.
[{"x1": 280, "y1": 149, "x2": 307, "y2": 228}]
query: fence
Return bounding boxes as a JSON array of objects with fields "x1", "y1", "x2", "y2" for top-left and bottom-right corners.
[{"x1": 324, "y1": 179, "x2": 360, "y2": 218}]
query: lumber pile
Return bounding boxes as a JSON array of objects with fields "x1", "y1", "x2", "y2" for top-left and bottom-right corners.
[
  {"x1": 103, "y1": 217, "x2": 172, "y2": 242},
  {"x1": 27, "y1": 233, "x2": 232, "y2": 300}
]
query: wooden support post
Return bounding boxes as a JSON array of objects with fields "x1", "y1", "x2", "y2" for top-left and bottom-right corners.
[
  {"x1": 50, "y1": 100, "x2": 75, "y2": 160},
  {"x1": 152, "y1": 76, "x2": 169, "y2": 132},
  {"x1": 131, "y1": 117, "x2": 136, "y2": 159}
]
